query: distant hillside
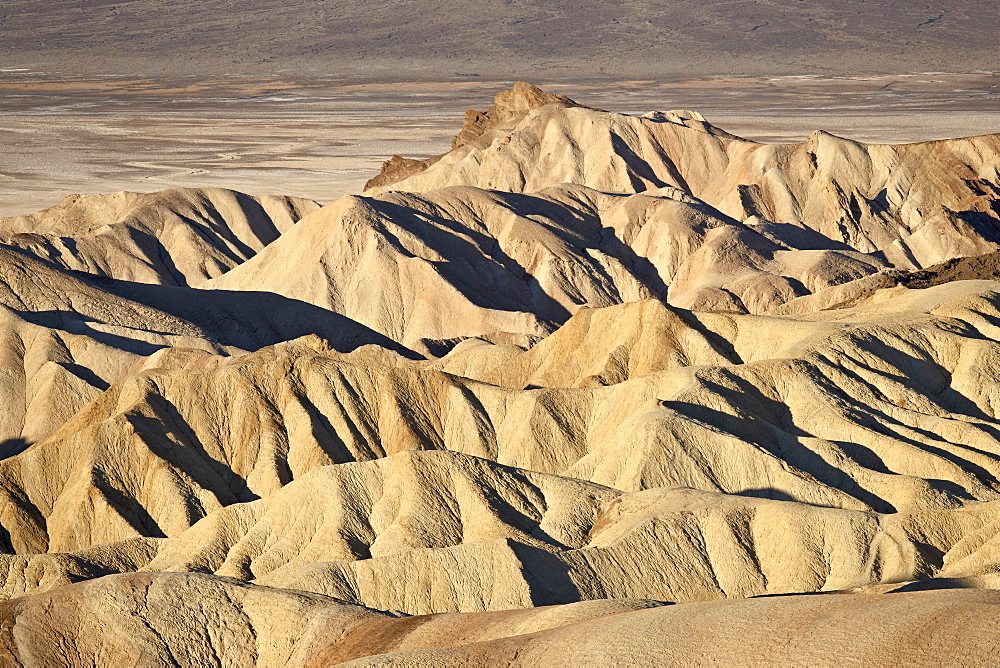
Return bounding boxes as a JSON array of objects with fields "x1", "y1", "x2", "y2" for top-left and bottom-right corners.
[{"x1": 1, "y1": 0, "x2": 997, "y2": 76}]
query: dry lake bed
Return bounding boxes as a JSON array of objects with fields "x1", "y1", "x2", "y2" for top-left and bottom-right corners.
[{"x1": 1, "y1": 70, "x2": 997, "y2": 216}]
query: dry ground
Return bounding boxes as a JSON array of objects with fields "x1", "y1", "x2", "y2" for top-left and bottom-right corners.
[{"x1": 1, "y1": 70, "x2": 997, "y2": 216}]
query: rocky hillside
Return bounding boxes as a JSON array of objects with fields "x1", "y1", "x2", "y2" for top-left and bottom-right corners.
[{"x1": 0, "y1": 84, "x2": 998, "y2": 664}]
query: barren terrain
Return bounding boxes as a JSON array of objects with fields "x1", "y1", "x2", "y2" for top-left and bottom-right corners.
[
  {"x1": 2, "y1": 0, "x2": 998, "y2": 76},
  {"x1": 3, "y1": 0, "x2": 999, "y2": 660},
  {"x1": 2, "y1": 71, "x2": 997, "y2": 216},
  {"x1": 0, "y1": 81, "x2": 997, "y2": 663}
]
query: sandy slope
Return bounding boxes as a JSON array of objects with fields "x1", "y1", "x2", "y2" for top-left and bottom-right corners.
[
  {"x1": 0, "y1": 188, "x2": 318, "y2": 286},
  {"x1": 0, "y1": 282, "x2": 998, "y2": 611},
  {"x1": 371, "y1": 85, "x2": 999, "y2": 273},
  {"x1": 0, "y1": 242, "x2": 410, "y2": 449},
  {"x1": 0, "y1": 84, "x2": 997, "y2": 663},
  {"x1": 209, "y1": 183, "x2": 901, "y2": 347},
  {"x1": 1, "y1": 573, "x2": 998, "y2": 666},
  {"x1": 206, "y1": 85, "x2": 999, "y2": 347}
]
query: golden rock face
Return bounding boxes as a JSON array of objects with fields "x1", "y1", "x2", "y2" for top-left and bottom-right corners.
[{"x1": 0, "y1": 85, "x2": 998, "y2": 663}]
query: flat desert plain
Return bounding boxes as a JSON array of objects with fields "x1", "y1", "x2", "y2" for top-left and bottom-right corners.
[{"x1": 1, "y1": 70, "x2": 996, "y2": 215}]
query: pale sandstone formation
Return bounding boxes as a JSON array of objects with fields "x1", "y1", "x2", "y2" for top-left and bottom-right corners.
[
  {"x1": 1, "y1": 572, "x2": 997, "y2": 665},
  {"x1": 206, "y1": 88, "x2": 1000, "y2": 347},
  {"x1": 209, "y1": 183, "x2": 892, "y2": 348},
  {"x1": 369, "y1": 84, "x2": 999, "y2": 269},
  {"x1": 0, "y1": 245, "x2": 229, "y2": 450},
  {"x1": 0, "y1": 572, "x2": 391, "y2": 666},
  {"x1": 0, "y1": 85, "x2": 997, "y2": 664},
  {"x1": 0, "y1": 282, "x2": 996, "y2": 607},
  {"x1": 0, "y1": 244, "x2": 409, "y2": 448},
  {"x1": 771, "y1": 249, "x2": 1000, "y2": 314},
  {"x1": 331, "y1": 587, "x2": 1000, "y2": 665},
  {"x1": 365, "y1": 82, "x2": 582, "y2": 191},
  {"x1": 0, "y1": 537, "x2": 161, "y2": 601},
  {"x1": 0, "y1": 188, "x2": 319, "y2": 286},
  {"x1": 145, "y1": 453, "x2": 1000, "y2": 614}
]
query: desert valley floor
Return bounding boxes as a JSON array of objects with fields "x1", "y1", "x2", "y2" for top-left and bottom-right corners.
[
  {"x1": 2, "y1": 71, "x2": 997, "y2": 216},
  {"x1": 0, "y1": 77, "x2": 998, "y2": 664}
]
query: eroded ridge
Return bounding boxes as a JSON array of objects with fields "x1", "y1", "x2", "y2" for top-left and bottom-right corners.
[{"x1": 0, "y1": 84, "x2": 998, "y2": 664}]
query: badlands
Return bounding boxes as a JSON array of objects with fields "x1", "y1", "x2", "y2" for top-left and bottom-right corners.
[{"x1": 0, "y1": 82, "x2": 999, "y2": 664}]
